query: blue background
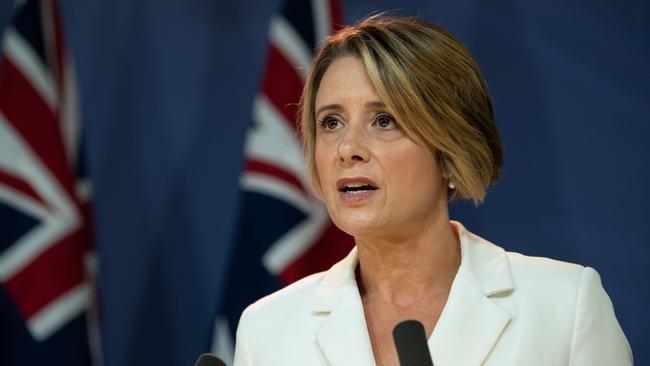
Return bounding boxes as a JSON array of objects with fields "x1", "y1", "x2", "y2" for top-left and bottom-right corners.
[{"x1": 1, "y1": 0, "x2": 648, "y2": 365}]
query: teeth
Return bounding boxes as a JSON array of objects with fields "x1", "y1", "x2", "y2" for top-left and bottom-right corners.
[
  {"x1": 346, "y1": 182, "x2": 367, "y2": 188},
  {"x1": 341, "y1": 182, "x2": 377, "y2": 192}
]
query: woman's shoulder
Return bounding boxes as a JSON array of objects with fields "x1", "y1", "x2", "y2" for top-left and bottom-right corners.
[
  {"x1": 499, "y1": 248, "x2": 614, "y2": 320},
  {"x1": 458, "y1": 222, "x2": 589, "y2": 292},
  {"x1": 234, "y1": 270, "x2": 335, "y2": 365},
  {"x1": 459, "y1": 223, "x2": 590, "y2": 296},
  {"x1": 500, "y1": 249, "x2": 632, "y2": 363},
  {"x1": 241, "y1": 247, "x2": 358, "y2": 321},
  {"x1": 505, "y1": 250, "x2": 588, "y2": 287}
]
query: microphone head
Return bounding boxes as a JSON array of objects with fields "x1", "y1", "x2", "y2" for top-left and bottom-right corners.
[
  {"x1": 194, "y1": 353, "x2": 226, "y2": 366},
  {"x1": 392, "y1": 320, "x2": 434, "y2": 366}
]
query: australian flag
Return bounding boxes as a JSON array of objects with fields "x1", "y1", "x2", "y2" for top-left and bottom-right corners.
[
  {"x1": 0, "y1": 0, "x2": 99, "y2": 364},
  {"x1": 212, "y1": 0, "x2": 353, "y2": 362}
]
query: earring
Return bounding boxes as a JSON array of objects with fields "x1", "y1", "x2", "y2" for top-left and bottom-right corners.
[{"x1": 446, "y1": 171, "x2": 456, "y2": 190}]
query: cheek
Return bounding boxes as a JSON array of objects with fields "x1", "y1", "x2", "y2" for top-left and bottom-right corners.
[
  {"x1": 384, "y1": 144, "x2": 442, "y2": 190},
  {"x1": 314, "y1": 142, "x2": 326, "y2": 178},
  {"x1": 314, "y1": 140, "x2": 334, "y2": 191}
]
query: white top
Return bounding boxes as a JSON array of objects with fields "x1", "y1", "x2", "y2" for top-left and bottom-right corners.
[{"x1": 233, "y1": 221, "x2": 632, "y2": 366}]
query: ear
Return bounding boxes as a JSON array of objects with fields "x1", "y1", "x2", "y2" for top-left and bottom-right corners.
[{"x1": 436, "y1": 151, "x2": 452, "y2": 179}]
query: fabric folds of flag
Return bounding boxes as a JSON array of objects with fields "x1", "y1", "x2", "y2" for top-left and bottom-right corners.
[
  {"x1": 0, "y1": 0, "x2": 98, "y2": 364},
  {"x1": 212, "y1": 0, "x2": 353, "y2": 362}
]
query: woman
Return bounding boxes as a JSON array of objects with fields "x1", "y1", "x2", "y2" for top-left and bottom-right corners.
[{"x1": 233, "y1": 15, "x2": 631, "y2": 366}]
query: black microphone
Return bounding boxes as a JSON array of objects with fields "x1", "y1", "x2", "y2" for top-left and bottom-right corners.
[
  {"x1": 194, "y1": 353, "x2": 226, "y2": 366},
  {"x1": 392, "y1": 320, "x2": 434, "y2": 366}
]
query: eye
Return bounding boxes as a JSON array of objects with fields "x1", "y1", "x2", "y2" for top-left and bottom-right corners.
[
  {"x1": 319, "y1": 116, "x2": 343, "y2": 131},
  {"x1": 372, "y1": 113, "x2": 397, "y2": 129}
]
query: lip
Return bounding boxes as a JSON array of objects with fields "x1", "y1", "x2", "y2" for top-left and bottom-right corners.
[{"x1": 336, "y1": 176, "x2": 379, "y2": 204}]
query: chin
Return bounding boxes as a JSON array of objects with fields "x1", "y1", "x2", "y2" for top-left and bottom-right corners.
[{"x1": 331, "y1": 212, "x2": 381, "y2": 238}]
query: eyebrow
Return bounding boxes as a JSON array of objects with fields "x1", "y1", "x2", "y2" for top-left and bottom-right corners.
[
  {"x1": 315, "y1": 101, "x2": 386, "y2": 116},
  {"x1": 315, "y1": 104, "x2": 342, "y2": 116}
]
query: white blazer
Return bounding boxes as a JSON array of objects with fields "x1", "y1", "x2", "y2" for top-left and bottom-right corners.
[{"x1": 233, "y1": 222, "x2": 632, "y2": 365}]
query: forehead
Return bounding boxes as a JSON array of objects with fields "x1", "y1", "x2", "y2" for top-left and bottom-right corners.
[{"x1": 315, "y1": 56, "x2": 381, "y2": 108}]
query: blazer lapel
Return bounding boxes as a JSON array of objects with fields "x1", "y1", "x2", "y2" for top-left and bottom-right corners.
[
  {"x1": 312, "y1": 248, "x2": 376, "y2": 366},
  {"x1": 310, "y1": 223, "x2": 514, "y2": 366},
  {"x1": 430, "y1": 222, "x2": 514, "y2": 366},
  {"x1": 429, "y1": 269, "x2": 511, "y2": 365}
]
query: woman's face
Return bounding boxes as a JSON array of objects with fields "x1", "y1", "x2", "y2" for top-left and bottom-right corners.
[{"x1": 314, "y1": 56, "x2": 448, "y2": 240}]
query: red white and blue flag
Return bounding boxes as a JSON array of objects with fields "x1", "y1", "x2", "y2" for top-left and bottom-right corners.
[
  {"x1": 0, "y1": 0, "x2": 98, "y2": 364},
  {"x1": 213, "y1": 0, "x2": 353, "y2": 362}
]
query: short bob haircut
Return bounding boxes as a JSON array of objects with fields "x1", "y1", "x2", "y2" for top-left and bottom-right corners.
[{"x1": 299, "y1": 15, "x2": 502, "y2": 205}]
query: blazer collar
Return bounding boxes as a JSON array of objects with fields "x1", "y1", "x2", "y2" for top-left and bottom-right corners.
[
  {"x1": 450, "y1": 221, "x2": 513, "y2": 296},
  {"x1": 430, "y1": 221, "x2": 513, "y2": 365},
  {"x1": 312, "y1": 248, "x2": 376, "y2": 365},
  {"x1": 311, "y1": 221, "x2": 514, "y2": 366}
]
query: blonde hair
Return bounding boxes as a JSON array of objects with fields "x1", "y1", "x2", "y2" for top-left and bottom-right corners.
[{"x1": 299, "y1": 15, "x2": 502, "y2": 205}]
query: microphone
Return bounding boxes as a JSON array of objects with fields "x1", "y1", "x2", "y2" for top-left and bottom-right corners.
[
  {"x1": 194, "y1": 353, "x2": 226, "y2": 366},
  {"x1": 392, "y1": 320, "x2": 434, "y2": 366}
]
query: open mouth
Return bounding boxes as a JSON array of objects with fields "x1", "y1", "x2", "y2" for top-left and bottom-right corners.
[{"x1": 339, "y1": 182, "x2": 378, "y2": 194}]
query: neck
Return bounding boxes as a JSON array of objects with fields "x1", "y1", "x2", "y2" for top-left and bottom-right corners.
[{"x1": 354, "y1": 216, "x2": 460, "y2": 306}]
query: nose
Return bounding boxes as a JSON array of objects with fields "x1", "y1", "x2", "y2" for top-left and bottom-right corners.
[{"x1": 337, "y1": 124, "x2": 370, "y2": 165}]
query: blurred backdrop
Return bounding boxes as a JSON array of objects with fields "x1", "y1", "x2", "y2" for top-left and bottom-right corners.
[{"x1": 0, "y1": 0, "x2": 648, "y2": 365}]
